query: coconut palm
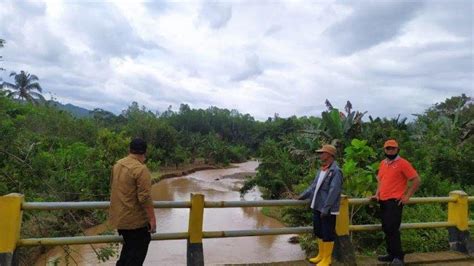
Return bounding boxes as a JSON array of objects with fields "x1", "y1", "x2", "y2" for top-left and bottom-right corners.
[{"x1": 2, "y1": 71, "x2": 45, "y2": 104}]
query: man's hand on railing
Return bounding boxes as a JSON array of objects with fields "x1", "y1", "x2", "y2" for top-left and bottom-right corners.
[
  {"x1": 399, "y1": 195, "x2": 410, "y2": 205},
  {"x1": 369, "y1": 194, "x2": 379, "y2": 202},
  {"x1": 283, "y1": 191, "x2": 301, "y2": 200}
]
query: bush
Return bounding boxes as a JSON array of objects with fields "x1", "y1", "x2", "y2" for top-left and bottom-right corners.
[
  {"x1": 227, "y1": 145, "x2": 250, "y2": 163},
  {"x1": 402, "y1": 204, "x2": 449, "y2": 252}
]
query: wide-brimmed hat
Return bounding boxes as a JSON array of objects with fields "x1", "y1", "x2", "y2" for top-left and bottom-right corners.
[{"x1": 316, "y1": 144, "x2": 336, "y2": 156}]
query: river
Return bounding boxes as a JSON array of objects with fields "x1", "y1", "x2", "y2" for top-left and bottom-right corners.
[{"x1": 35, "y1": 161, "x2": 306, "y2": 265}]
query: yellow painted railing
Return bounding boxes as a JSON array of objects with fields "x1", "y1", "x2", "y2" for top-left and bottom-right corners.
[{"x1": 0, "y1": 191, "x2": 472, "y2": 265}]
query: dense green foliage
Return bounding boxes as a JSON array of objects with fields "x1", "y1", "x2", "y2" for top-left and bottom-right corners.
[
  {"x1": 241, "y1": 96, "x2": 474, "y2": 255},
  {"x1": 0, "y1": 97, "x2": 262, "y2": 199},
  {"x1": 0, "y1": 82, "x2": 472, "y2": 260},
  {"x1": 0, "y1": 93, "x2": 260, "y2": 263},
  {"x1": 1, "y1": 32, "x2": 472, "y2": 263}
]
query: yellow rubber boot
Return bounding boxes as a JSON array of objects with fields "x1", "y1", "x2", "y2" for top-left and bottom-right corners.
[
  {"x1": 317, "y1": 241, "x2": 334, "y2": 266},
  {"x1": 308, "y1": 239, "x2": 324, "y2": 264}
]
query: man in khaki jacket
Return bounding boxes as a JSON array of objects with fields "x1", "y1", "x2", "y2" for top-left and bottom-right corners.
[{"x1": 109, "y1": 138, "x2": 156, "y2": 266}]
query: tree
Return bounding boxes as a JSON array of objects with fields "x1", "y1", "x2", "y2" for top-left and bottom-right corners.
[
  {"x1": 341, "y1": 139, "x2": 378, "y2": 222},
  {"x1": 299, "y1": 100, "x2": 366, "y2": 157},
  {"x1": 0, "y1": 39, "x2": 4, "y2": 79},
  {"x1": 409, "y1": 95, "x2": 474, "y2": 186},
  {"x1": 0, "y1": 39, "x2": 5, "y2": 81},
  {"x1": 2, "y1": 71, "x2": 45, "y2": 104},
  {"x1": 319, "y1": 100, "x2": 366, "y2": 148}
]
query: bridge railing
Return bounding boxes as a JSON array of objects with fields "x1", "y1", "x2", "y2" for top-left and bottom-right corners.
[{"x1": 0, "y1": 191, "x2": 472, "y2": 265}]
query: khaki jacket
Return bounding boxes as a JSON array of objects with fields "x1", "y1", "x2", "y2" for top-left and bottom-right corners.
[{"x1": 108, "y1": 154, "x2": 153, "y2": 229}]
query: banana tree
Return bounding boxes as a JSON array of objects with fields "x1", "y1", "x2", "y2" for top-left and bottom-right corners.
[{"x1": 302, "y1": 100, "x2": 367, "y2": 155}]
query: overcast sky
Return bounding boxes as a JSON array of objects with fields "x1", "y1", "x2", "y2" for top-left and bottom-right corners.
[{"x1": 0, "y1": 0, "x2": 472, "y2": 120}]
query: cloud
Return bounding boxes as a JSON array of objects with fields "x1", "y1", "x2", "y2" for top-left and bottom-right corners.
[
  {"x1": 425, "y1": 0, "x2": 473, "y2": 37},
  {"x1": 324, "y1": 1, "x2": 424, "y2": 55},
  {"x1": 231, "y1": 54, "x2": 264, "y2": 82},
  {"x1": 264, "y1": 25, "x2": 282, "y2": 36},
  {"x1": 198, "y1": 1, "x2": 232, "y2": 29},
  {"x1": 54, "y1": 2, "x2": 155, "y2": 58},
  {"x1": 0, "y1": 0, "x2": 471, "y2": 120},
  {"x1": 143, "y1": 1, "x2": 170, "y2": 14},
  {"x1": 0, "y1": 1, "x2": 70, "y2": 66},
  {"x1": 10, "y1": 0, "x2": 46, "y2": 16}
]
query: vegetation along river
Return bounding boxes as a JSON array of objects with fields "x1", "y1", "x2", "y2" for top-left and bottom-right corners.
[{"x1": 35, "y1": 161, "x2": 306, "y2": 265}]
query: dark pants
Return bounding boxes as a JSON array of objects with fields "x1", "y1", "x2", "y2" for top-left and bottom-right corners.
[
  {"x1": 380, "y1": 199, "x2": 404, "y2": 260},
  {"x1": 313, "y1": 210, "x2": 337, "y2": 241},
  {"x1": 117, "y1": 226, "x2": 151, "y2": 266}
]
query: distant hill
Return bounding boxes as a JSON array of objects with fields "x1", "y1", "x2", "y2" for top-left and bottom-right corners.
[
  {"x1": 0, "y1": 93, "x2": 95, "y2": 118},
  {"x1": 48, "y1": 101, "x2": 92, "y2": 118}
]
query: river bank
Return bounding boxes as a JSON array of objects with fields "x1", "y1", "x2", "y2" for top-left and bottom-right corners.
[
  {"x1": 32, "y1": 161, "x2": 225, "y2": 265},
  {"x1": 151, "y1": 159, "x2": 247, "y2": 183},
  {"x1": 153, "y1": 162, "x2": 217, "y2": 182},
  {"x1": 33, "y1": 161, "x2": 306, "y2": 265},
  {"x1": 146, "y1": 161, "x2": 305, "y2": 264}
]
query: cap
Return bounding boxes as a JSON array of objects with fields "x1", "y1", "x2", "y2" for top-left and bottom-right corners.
[
  {"x1": 316, "y1": 144, "x2": 337, "y2": 156},
  {"x1": 383, "y1": 139, "x2": 399, "y2": 148}
]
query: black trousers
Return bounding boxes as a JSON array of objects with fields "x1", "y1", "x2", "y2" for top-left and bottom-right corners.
[
  {"x1": 380, "y1": 199, "x2": 404, "y2": 260},
  {"x1": 313, "y1": 210, "x2": 337, "y2": 241},
  {"x1": 117, "y1": 226, "x2": 151, "y2": 266}
]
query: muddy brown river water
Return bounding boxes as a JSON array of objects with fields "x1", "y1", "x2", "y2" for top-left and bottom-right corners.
[{"x1": 35, "y1": 161, "x2": 306, "y2": 265}]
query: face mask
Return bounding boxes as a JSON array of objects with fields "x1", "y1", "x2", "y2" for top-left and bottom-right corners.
[{"x1": 385, "y1": 153, "x2": 398, "y2": 160}]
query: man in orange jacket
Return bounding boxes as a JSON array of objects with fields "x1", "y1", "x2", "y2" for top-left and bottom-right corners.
[{"x1": 371, "y1": 139, "x2": 420, "y2": 266}]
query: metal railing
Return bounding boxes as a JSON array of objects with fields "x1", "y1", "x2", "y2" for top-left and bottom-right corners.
[
  {"x1": 15, "y1": 193, "x2": 474, "y2": 247},
  {"x1": 0, "y1": 191, "x2": 472, "y2": 265}
]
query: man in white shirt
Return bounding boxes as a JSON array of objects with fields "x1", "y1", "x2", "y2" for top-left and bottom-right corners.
[{"x1": 299, "y1": 144, "x2": 343, "y2": 266}]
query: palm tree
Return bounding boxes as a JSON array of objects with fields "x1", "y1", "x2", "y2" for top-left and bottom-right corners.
[{"x1": 2, "y1": 71, "x2": 45, "y2": 104}]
